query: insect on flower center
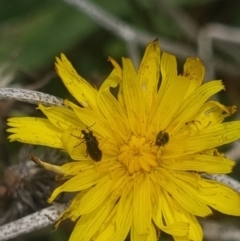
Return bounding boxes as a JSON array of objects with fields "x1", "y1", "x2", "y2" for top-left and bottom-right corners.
[{"x1": 118, "y1": 135, "x2": 158, "y2": 174}]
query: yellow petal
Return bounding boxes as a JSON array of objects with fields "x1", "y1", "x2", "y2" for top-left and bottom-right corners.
[
  {"x1": 133, "y1": 173, "x2": 151, "y2": 239},
  {"x1": 157, "y1": 168, "x2": 212, "y2": 217},
  {"x1": 160, "y1": 52, "x2": 178, "y2": 88},
  {"x1": 150, "y1": 180, "x2": 189, "y2": 237},
  {"x1": 55, "y1": 54, "x2": 98, "y2": 109},
  {"x1": 53, "y1": 191, "x2": 86, "y2": 227},
  {"x1": 94, "y1": 203, "x2": 120, "y2": 241},
  {"x1": 138, "y1": 39, "x2": 160, "y2": 112},
  {"x1": 108, "y1": 56, "x2": 125, "y2": 109},
  {"x1": 94, "y1": 220, "x2": 116, "y2": 241},
  {"x1": 160, "y1": 189, "x2": 203, "y2": 240},
  {"x1": 162, "y1": 154, "x2": 235, "y2": 174},
  {"x1": 167, "y1": 121, "x2": 240, "y2": 157},
  {"x1": 78, "y1": 168, "x2": 127, "y2": 215},
  {"x1": 182, "y1": 57, "x2": 205, "y2": 97},
  {"x1": 147, "y1": 52, "x2": 177, "y2": 126},
  {"x1": 65, "y1": 100, "x2": 114, "y2": 142},
  {"x1": 30, "y1": 155, "x2": 64, "y2": 174},
  {"x1": 7, "y1": 117, "x2": 63, "y2": 148},
  {"x1": 48, "y1": 169, "x2": 103, "y2": 201},
  {"x1": 97, "y1": 69, "x2": 127, "y2": 125},
  {"x1": 198, "y1": 179, "x2": 240, "y2": 215},
  {"x1": 61, "y1": 126, "x2": 88, "y2": 160},
  {"x1": 60, "y1": 160, "x2": 94, "y2": 175},
  {"x1": 114, "y1": 179, "x2": 133, "y2": 241},
  {"x1": 148, "y1": 76, "x2": 190, "y2": 136},
  {"x1": 38, "y1": 103, "x2": 81, "y2": 130},
  {"x1": 170, "y1": 80, "x2": 225, "y2": 134},
  {"x1": 69, "y1": 199, "x2": 115, "y2": 241},
  {"x1": 122, "y1": 58, "x2": 146, "y2": 136},
  {"x1": 108, "y1": 56, "x2": 123, "y2": 79},
  {"x1": 189, "y1": 101, "x2": 237, "y2": 129}
]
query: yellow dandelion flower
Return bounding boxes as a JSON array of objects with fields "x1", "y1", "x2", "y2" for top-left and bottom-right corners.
[{"x1": 7, "y1": 39, "x2": 240, "y2": 241}]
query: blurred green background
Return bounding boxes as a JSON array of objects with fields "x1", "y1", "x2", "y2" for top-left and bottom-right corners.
[{"x1": 1, "y1": 0, "x2": 240, "y2": 240}]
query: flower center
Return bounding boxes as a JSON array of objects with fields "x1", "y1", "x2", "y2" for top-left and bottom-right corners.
[{"x1": 118, "y1": 135, "x2": 158, "y2": 174}]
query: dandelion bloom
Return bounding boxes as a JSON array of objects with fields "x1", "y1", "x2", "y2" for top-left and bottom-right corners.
[{"x1": 7, "y1": 39, "x2": 240, "y2": 241}]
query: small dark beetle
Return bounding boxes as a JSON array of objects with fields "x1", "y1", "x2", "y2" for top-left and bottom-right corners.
[
  {"x1": 155, "y1": 130, "x2": 169, "y2": 147},
  {"x1": 81, "y1": 129, "x2": 102, "y2": 162}
]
